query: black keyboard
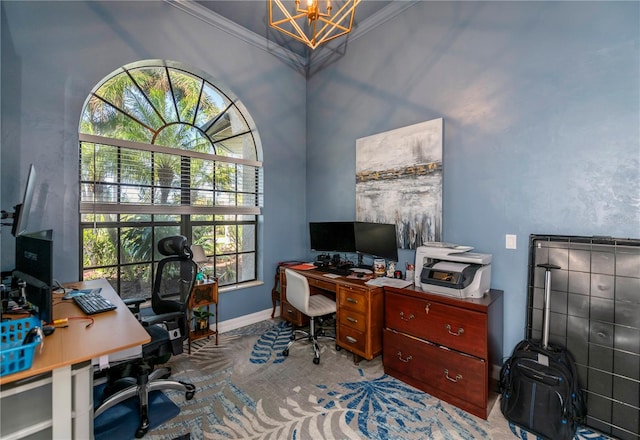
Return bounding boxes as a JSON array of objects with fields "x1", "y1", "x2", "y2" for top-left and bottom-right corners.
[
  {"x1": 73, "y1": 292, "x2": 117, "y2": 315},
  {"x1": 316, "y1": 266, "x2": 352, "y2": 276}
]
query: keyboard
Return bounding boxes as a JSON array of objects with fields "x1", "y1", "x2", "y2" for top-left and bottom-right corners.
[
  {"x1": 316, "y1": 266, "x2": 352, "y2": 276},
  {"x1": 73, "y1": 292, "x2": 117, "y2": 315}
]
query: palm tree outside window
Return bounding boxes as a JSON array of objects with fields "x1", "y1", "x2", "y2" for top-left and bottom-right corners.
[{"x1": 78, "y1": 60, "x2": 263, "y2": 299}]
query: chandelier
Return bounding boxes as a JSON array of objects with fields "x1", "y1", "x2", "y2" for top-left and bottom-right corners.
[{"x1": 269, "y1": 0, "x2": 361, "y2": 50}]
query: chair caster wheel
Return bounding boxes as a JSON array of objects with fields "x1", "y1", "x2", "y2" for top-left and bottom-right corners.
[
  {"x1": 283, "y1": 349, "x2": 289, "y2": 357},
  {"x1": 313, "y1": 357, "x2": 320, "y2": 365},
  {"x1": 335, "y1": 344, "x2": 341, "y2": 351},
  {"x1": 135, "y1": 426, "x2": 148, "y2": 438},
  {"x1": 289, "y1": 334, "x2": 296, "y2": 341},
  {"x1": 180, "y1": 381, "x2": 196, "y2": 401}
]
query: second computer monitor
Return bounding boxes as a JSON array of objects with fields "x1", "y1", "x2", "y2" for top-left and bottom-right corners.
[{"x1": 354, "y1": 222, "x2": 398, "y2": 262}]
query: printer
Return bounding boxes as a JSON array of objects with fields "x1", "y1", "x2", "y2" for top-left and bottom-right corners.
[{"x1": 414, "y1": 243, "x2": 492, "y2": 298}]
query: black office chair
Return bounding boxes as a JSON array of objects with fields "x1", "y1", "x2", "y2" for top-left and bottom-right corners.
[{"x1": 94, "y1": 236, "x2": 197, "y2": 438}]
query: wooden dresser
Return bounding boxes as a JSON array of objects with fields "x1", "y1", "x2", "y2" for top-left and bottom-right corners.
[
  {"x1": 279, "y1": 268, "x2": 384, "y2": 363},
  {"x1": 383, "y1": 285, "x2": 503, "y2": 419}
]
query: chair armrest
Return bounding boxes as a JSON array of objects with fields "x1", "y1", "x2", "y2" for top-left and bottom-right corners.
[
  {"x1": 123, "y1": 297, "x2": 146, "y2": 314},
  {"x1": 141, "y1": 311, "x2": 183, "y2": 327}
]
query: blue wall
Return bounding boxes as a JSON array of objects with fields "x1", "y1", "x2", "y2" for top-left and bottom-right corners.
[
  {"x1": 2, "y1": 1, "x2": 638, "y2": 356},
  {"x1": 307, "y1": 1, "x2": 640, "y2": 356},
  {"x1": 0, "y1": 1, "x2": 307, "y2": 321}
]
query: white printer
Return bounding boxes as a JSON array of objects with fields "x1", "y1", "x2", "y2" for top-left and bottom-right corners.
[{"x1": 414, "y1": 243, "x2": 492, "y2": 298}]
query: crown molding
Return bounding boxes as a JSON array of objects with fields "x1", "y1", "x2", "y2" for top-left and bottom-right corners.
[
  {"x1": 309, "y1": 1, "x2": 419, "y2": 67},
  {"x1": 164, "y1": 0, "x2": 307, "y2": 71},
  {"x1": 165, "y1": 0, "x2": 419, "y2": 74}
]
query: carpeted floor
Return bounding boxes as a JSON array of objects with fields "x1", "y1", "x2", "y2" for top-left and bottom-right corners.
[{"x1": 142, "y1": 319, "x2": 612, "y2": 440}]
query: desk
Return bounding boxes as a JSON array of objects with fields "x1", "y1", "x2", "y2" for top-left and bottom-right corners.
[
  {"x1": 0, "y1": 279, "x2": 150, "y2": 439},
  {"x1": 280, "y1": 269, "x2": 384, "y2": 363}
]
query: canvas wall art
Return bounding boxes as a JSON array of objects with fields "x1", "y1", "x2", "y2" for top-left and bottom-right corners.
[{"x1": 356, "y1": 118, "x2": 443, "y2": 250}]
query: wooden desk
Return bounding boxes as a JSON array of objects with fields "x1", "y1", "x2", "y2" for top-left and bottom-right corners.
[
  {"x1": 0, "y1": 279, "x2": 150, "y2": 439},
  {"x1": 280, "y1": 269, "x2": 384, "y2": 363}
]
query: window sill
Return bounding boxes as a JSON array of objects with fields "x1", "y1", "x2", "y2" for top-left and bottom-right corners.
[{"x1": 219, "y1": 280, "x2": 264, "y2": 294}]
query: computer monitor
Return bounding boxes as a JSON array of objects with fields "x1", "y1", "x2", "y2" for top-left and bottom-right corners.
[
  {"x1": 354, "y1": 222, "x2": 399, "y2": 262},
  {"x1": 14, "y1": 229, "x2": 53, "y2": 323},
  {"x1": 309, "y1": 222, "x2": 356, "y2": 252},
  {"x1": 1, "y1": 164, "x2": 37, "y2": 237}
]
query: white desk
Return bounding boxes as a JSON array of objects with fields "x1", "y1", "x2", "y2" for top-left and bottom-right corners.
[{"x1": 0, "y1": 279, "x2": 150, "y2": 439}]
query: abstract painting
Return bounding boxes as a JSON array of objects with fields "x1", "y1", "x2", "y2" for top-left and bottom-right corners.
[{"x1": 356, "y1": 118, "x2": 443, "y2": 249}]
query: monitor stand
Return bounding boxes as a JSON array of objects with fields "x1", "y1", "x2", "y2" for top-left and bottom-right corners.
[{"x1": 355, "y1": 254, "x2": 372, "y2": 271}]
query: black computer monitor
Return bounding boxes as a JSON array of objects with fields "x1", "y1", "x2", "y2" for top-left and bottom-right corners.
[
  {"x1": 309, "y1": 222, "x2": 356, "y2": 252},
  {"x1": 14, "y1": 229, "x2": 53, "y2": 323},
  {"x1": 354, "y1": 222, "x2": 398, "y2": 262}
]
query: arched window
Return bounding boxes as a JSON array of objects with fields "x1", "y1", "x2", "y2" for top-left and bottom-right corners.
[{"x1": 78, "y1": 60, "x2": 263, "y2": 299}]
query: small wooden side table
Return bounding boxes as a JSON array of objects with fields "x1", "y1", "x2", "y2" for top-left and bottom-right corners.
[{"x1": 187, "y1": 279, "x2": 219, "y2": 353}]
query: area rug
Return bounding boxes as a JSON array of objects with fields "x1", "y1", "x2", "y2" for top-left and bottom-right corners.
[{"x1": 143, "y1": 319, "x2": 613, "y2": 440}]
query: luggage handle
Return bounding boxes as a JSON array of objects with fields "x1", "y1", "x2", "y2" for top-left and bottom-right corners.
[{"x1": 537, "y1": 263, "x2": 560, "y2": 349}]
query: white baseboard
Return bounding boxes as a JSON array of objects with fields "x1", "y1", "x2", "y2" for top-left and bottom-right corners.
[{"x1": 216, "y1": 306, "x2": 279, "y2": 334}]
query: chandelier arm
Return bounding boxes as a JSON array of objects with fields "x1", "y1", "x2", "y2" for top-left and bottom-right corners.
[
  {"x1": 270, "y1": 0, "x2": 313, "y2": 45},
  {"x1": 269, "y1": 0, "x2": 361, "y2": 50},
  {"x1": 271, "y1": 13, "x2": 307, "y2": 27},
  {"x1": 313, "y1": 0, "x2": 358, "y2": 43}
]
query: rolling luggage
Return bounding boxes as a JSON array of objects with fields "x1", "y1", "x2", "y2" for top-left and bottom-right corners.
[{"x1": 499, "y1": 263, "x2": 586, "y2": 440}]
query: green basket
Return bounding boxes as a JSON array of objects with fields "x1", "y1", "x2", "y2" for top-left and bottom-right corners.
[{"x1": 1, "y1": 317, "x2": 42, "y2": 377}]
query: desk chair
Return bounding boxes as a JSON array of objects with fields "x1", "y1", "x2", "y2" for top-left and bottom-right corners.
[
  {"x1": 282, "y1": 268, "x2": 336, "y2": 364},
  {"x1": 95, "y1": 236, "x2": 197, "y2": 438}
]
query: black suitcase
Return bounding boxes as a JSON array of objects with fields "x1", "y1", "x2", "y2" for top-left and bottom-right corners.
[{"x1": 499, "y1": 264, "x2": 586, "y2": 440}]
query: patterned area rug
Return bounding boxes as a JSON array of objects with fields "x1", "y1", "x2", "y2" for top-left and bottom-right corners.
[{"x1": 144, "y1": 319, "x2": 612, "y2": 440}]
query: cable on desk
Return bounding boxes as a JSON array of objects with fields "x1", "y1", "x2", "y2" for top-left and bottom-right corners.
[{"x1": 52, "y1": 316, "x2": 94, "y2": 328}]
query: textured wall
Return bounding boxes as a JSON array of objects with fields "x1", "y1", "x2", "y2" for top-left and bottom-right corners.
[
  {"x1": 307, "y1": 1, "x2": 640, "y2": 355},
  {"x1": 0, "y1": 1, "x2": 307, "y2": 321}
]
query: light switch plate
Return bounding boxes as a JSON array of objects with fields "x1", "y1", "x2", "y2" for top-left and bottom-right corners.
[{"x1": 506, "y1": 234, "x2": 517, "y2": 249}]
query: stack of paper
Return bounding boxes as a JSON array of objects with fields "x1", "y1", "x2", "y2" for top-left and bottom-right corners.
[{"x1": 365, "y1": 278, "x2": 413, "y2": 288}]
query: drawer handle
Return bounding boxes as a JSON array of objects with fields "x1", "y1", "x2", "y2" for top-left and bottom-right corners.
[
  {"x1": 346, "y1": 336, "x2": 358, "y2": 344},
  {"x1": 399, "y1": 312, "x2": 415, "y2": 321},
  {"x1": 446, "y1": 324, "x2": 464, "y2": 336},
  {"x1": 346, "y1": 297, "x2": 358, "y2": 304},
  {"x1": 396, "y1": 351, "x2": 413, "y2": 363},
  {"x1": 425, "y1": 303, "x2": 431, "y2": 314},
  {"x1": 444, "y1": 369, "x2": 462, "y2": 382},
  {"x1": 346, "y1": 316, "x2": 358, "y2": 323}
]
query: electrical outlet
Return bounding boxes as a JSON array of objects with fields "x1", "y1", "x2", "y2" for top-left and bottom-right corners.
[{"x1": 506, "y1": 234, "x2": 517, "y2": 249}]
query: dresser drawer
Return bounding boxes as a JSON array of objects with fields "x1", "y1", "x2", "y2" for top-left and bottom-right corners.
[
  {"x1": 385, "y1": 291, "x2": 487, "y2": 358},
  {"x1": 339, "y1": 309, "x2": 366, "y2": 333},
  {"x1": 338, "y1": 286, "x2": 368, "y2": 314},
  {"x1": 338, "y1": 324, "x2": 366, "y2": 355},
  {"x1": 383, "y1": 329, "x2": 486, "y2": 408}
]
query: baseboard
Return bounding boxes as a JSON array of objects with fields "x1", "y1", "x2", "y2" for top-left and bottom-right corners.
[{"x1": 216, "y1": 306, "x2": 279, "y2": 334}]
